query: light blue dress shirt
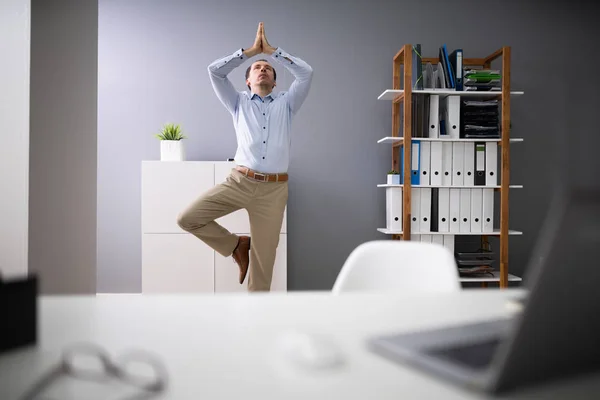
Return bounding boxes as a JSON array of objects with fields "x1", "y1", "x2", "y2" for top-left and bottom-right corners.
[{"x1": 208, "y1": 48, "x2": 313, "y2": 174}]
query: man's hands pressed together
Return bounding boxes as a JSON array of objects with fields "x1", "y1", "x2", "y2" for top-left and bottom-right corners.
[
  {"x1": 243, "y1": 23, "x2": 263, "y2": 58},
  {"x1": 243, "y1": 22, "x2": 276, "y2": 58},
  {"x1": 260, "y1": 23, "x2": 276, "y2": 55}
]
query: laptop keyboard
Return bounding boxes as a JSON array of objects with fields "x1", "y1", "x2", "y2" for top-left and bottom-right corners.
[{"x1": 425, "y1": 338, "x2": 501, "y2": 369}]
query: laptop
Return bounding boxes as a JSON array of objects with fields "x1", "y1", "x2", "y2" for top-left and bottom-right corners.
[{"x1": 368, "y1": 186, "x2": 600, "y2": 394}]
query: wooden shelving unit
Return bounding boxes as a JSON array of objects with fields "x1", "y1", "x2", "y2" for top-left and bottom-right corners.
[{"x1": 378, "y1": 44, "x2": 523, "y2": 288}]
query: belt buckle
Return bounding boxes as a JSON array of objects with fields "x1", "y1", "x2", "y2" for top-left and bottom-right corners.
[{"x1": 254, "y1": 172, "x2": 267, "y2": 182}]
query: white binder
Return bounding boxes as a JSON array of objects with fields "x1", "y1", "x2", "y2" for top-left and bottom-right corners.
[
  {"x1": 452, "y1": 142, "x2": 465, "y2": 186},
  {"x1": 449, "y1": 188, "x2": 461, "y2": 233},
  {"x1": 482, "y1": 188, "x2": 494, "y2": 232},
  {"x1": 386, "y1": 187, "x2": 403, "y2": 231},
  {"x1": 430, "y1": 141, "x2": 443, "y2": 186},
  {"x1": 432, "y1": 235, "x2": 444, "y2": 247},
  {"x1": 443, "y1": 234, "x2": 455, "y2": 255},
  {"x1": 410, "y1": 234, "x2": 421, "y2": 241},
  {"x1": 419, "y1": 187, "x2": 432, "y2": 233},
  {"x1": 428, "y1": 95, "x2": 440, "y2": 138},
  {"x1": 470, "y1": 188, "x2": 483, "y2": 233},
  {"x1": 486, "y1": 142, "x2": 498, "y2": 186},
  {"x1": 443, "y1": 95, "x2": 461, "y2": 139},
  {"x1": 420, "y1": 141, "x2": 431, "y2": 186},
  {"x1": 411, "y1": 188, "x2": 420, "y2": 234},
  {"x1": 420, "y1": 234, "x2": 432, "y2": 243},
  {"x1": 463, "y1": 142, "x2": 475, "y2": 186},
  {"x1": 442, "y1": 142, "x2": 453, "y2": 186},
  {"x1": 438, "y1": 188, "x2": 450, "y2": 233},
  {"x1": 459, "y1": 188, "x2": 471, "y2": 233}
]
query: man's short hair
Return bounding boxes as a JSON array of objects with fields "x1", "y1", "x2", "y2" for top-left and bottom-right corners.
[{"x1": 245, "y1": 59, "x2": 277, "y2": 90}]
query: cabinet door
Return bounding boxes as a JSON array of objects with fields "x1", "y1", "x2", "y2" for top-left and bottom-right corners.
[
  {"x1": 213, "y1": 162, "x2": 287, "y2": 234},
  {"x1": 214, "y1": 233, "x2": 287, "y2": 292},
  {"x1": 142, "y1": 233, "x2": 214, "y2": 293},
  {"x1": 142, "y1": 161, "x2": 214, "y2": 233}
]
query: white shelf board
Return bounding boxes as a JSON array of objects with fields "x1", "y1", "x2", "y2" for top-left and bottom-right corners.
[
  {"x1": 377, "y1": 137, "x2": 403, "y2": 144},
  {"x1": 460, "y1": 271, "x2": 522, "y2": 283},
  {"x1": 378, "y1": 184, "x2": 523, "y2": 189},
  {"x1": 378, "y1": 89, "x2": 524, "y2": 101},
  {"x1": 377, "y1": 228, "x2": 523, "y2": 236},
  {"x1": 377, "y1": 136, "x2": 523, "y2": 144}
]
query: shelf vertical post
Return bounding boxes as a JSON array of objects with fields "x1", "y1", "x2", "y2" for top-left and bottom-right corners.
[
  {"x1": 392, "y1": 57, "x2": 400, "y2": 173},
  {"x1": 391, "y1": 50, "x2": 402, "y2": 241},
  {"x1": 402, "y1": 44, "x2": 413, "y2": 241},
  {"x1": 499, "y1": 47, "x2": 511, "y2": 288}
]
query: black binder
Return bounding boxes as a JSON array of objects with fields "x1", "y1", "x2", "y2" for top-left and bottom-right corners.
[{"x1": 0, "y1": 274, "x2": 38, "y2": 354}]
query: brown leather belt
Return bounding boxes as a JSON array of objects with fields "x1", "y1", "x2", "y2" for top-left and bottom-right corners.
[{"x1": 236, "y1": 166, "x2": 288, "y2": 182}]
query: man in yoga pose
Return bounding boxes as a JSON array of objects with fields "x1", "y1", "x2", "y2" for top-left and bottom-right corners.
[{"x1": 177, "y1": 22, "x2": 313, "y2": 291}]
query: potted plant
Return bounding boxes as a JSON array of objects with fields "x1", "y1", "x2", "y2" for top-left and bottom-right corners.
[
  {"x1": 155, "y1": 123, "x2": 187, "y2": 161},
  {"x1": 387, "y1": 169, "x2": 401, "y2": 185}
]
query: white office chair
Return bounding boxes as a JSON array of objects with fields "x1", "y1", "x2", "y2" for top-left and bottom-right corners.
[{"x1": 331, "y1": 240, "x2": 460, "y2": 294}]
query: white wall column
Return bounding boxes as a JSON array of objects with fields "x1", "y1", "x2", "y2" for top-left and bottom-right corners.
[{"x1": 0, "y1": 0, "x2": 30, "y2": 279}]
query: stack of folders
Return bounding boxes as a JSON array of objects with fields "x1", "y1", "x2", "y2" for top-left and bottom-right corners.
[
  {"x1": 460, "y1": 99, "x2": 500, "y2": 139},
  {"x1": 416, "y1": 44, "x2": 463, "y2": 91},
  {"x1": 390, "y1": 138, "x2": 498, "y2": 255},
  {"x1": 413, "y1": 45, "x2": 504, "y2": 92},
  {"x1": 404, "y1": 93, "x2": 463, "y2": 140},
  {"x1": 463, "y1": 69, "x2": 501, "y2": 92},
  {"x1": 408, "y1": 86, "x2": 502, "y2": 140},
  {"x1": 454, "y1": 249, "x2": 495, "y2": 277},
  {"x1": 409, "y1": 187, "x2": 496, "y2": 238}
]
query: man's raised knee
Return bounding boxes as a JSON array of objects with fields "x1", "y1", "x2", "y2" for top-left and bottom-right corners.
[{"x1": 176, "y1": 212, "x2": 191, "y2": 232}]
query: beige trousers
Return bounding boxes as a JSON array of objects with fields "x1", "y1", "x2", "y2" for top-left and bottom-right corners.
[{"x1": 177, "y1": 168, "x2": 288, "y2": 292}]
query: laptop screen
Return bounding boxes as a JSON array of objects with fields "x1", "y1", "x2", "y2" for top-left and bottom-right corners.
[{"x1": 492, "y1": 187, "x2": 600, "y2": 392}]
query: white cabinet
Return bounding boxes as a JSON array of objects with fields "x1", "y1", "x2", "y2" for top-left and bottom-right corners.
[
  {"x1": 141, "y1": 161, "x2": 287, "y2": 293},
  {"x1": 142, "y1": 234, "x2": 214, "y2": 293},
  {"x1": 141, "y1": 161, "x2": 215, "y2": 233}
]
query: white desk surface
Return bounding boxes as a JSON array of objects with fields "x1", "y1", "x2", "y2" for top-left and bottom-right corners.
[{"x1": 1, "y1": 289, "x2": 599, "y2": 399}]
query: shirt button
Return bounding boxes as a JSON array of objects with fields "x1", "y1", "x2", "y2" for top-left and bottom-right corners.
[
  {"x1": 263, "y1": 127, "x2": 266, "y2": 129},
  {"x1": 262, "y1": 157, "x2": 265, "y2": 159},
  {"x1": 263, "y1": 141, "x2": 266, "y2": 143},
  {"x1": 263, "y1": 113, "x2": 265, "y2": 115}
]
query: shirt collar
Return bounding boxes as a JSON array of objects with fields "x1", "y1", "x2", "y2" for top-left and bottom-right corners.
[{"x1": 249, "y1": 91, "x2": 275, "y2": 101}]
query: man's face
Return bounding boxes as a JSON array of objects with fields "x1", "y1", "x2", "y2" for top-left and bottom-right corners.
[{"x1": 246, "y1": 61, "x2": 276, "y2": 91}]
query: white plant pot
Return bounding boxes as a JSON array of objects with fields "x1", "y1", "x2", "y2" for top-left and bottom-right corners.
[
  {"x1": 160, "y1": 140, "x2": 185, "y2": 161},
  {"x1": 387, "y1": 174, "x2": 400, "y2": 185}
]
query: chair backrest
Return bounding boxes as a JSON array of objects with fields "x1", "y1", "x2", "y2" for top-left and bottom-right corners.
[{"x1": 331, "y1": 240, "x2": 460, "y2": 294}]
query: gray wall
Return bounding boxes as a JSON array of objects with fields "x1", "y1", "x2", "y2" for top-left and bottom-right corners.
[
  {"x1": 29, "y1": 0, "x2": 98, "y2": 294},
  {"x1": 97, "y1": 0, "x2": 600, "y2": 292}
]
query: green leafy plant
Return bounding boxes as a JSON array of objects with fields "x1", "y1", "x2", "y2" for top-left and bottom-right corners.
[
  {"x1": 388, "y1": 169, "x2": 399, "y2": 174},
  {"x1": 154, "y1": 123, "x2": 186, "y2": 141}
]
